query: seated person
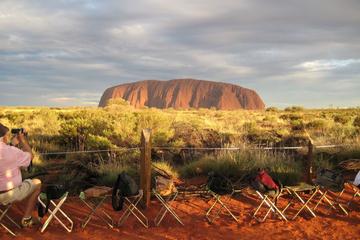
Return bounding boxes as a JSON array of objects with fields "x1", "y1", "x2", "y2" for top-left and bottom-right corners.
[{"x1": 0, "y1": 123, "x2": 41, "y2": 227}]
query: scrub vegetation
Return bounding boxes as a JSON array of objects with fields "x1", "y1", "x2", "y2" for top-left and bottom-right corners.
[{"x1": 1, "y1": 102, "x2": 360, "y2": 187}]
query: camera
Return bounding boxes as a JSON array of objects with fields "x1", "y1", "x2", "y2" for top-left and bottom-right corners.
[{"x1": 11, "y1": 128, "x2": 27, "y2": 136}]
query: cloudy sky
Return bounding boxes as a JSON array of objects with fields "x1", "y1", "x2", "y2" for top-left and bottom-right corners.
[{"x1": 1, "y1": 0, "x2": 359, "y2": 108}]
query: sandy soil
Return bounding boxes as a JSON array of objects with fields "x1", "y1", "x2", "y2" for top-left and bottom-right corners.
[{"x1": 1, "y1": 186, "x2": 359, "y2": 240}]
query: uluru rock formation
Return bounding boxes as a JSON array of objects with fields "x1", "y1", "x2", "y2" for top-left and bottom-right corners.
[{"x1": 99, "y1": 79, "x2": 265, "y2": 110}]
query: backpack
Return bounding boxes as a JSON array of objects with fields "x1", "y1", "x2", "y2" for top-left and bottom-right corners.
[
  {"x1": 155, "y1": 175, "x2": 176, "y2": 197},
  {"x1": 207, "y1": 172, "x2": 234, "y2": 195},
  {"x1": 315, "y1": 168, "x2": 344, "y2": 192},
  {"x1": 251, "y1": 170, "x2": 279, "y2": 192},
  {"x1": 112, "y1": 172, "x2": 139, "y2": 211}
]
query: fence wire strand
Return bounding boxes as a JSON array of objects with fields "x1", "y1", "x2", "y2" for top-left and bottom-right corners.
[{"x1": 37, "y1": 144, "x2": 355, "y2": 156}]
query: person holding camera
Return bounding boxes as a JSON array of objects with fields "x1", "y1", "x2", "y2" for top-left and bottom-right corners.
[{"x1": 0, "y1": 123, "x2": 41, "y2": 227}]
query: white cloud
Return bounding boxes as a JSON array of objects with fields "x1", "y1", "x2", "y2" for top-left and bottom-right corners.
[
  {"x1": 295, "y1": 59, "x2": 360, "y2": 71},
  {"x1": 111, "y1": 24, "x2": 146, "y2": 38},
  {"x1": 49, "y1": 97, "x2": 75, "y2": 103}
]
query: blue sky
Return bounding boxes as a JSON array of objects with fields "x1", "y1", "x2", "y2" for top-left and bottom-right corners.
[{"x1": 0, "y1": 0, "x2": 359, "y2": 108}]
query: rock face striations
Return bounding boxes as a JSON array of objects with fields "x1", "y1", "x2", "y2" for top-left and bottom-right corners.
[{"x1": 99, "y1": 79, "x2": 265, "y2": 110}]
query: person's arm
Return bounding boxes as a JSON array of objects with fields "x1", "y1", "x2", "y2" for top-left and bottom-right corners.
[
  {"x1": 10, "y1": 132, "x2": 33, "y2": 167},
  {"x1": 18, "y1": 133, "x2": 34, "y2": 160}
]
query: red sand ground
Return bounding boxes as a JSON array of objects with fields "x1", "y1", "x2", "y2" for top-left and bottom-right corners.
[{"x1": 1, "y1": 187, "x2": 359, "y2": 240}]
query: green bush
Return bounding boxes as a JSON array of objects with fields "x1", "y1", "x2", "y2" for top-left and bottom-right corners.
[
  {"x1": 265, "y1": 107, "x2": 279, "y2": 112},
  {"x1": 353, "y1": 116, "x2": 360, "y2": 127},
  {"x1": 306, "y1": 119, "x2": 330, "y2": 130},
  {"x1": 333, "y1": 115, "x2": 351, "y2": 125},
  {"x1": 290, "y1": 120, "x2": 305, "y2": 131},
  {"x1": 284, "y1": 106, "x2": 305, "y2": 112},
  {"x1": 280, "y1": 113, "x2": 303, "y2": 121}
]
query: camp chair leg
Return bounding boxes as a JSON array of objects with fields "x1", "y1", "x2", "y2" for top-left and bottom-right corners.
[
  {"x1": 332, "y1": 190, "x2": 349, "y2": 215},
  {"x1": 314, "y1": 190, "x2": 348, "y2": 215},
  {"x1": 0, "y1": 205, "x2": 20, "y2": 236},
  {"x1": 337, "y1": 203, "x2": 349, "y2": 215},
  {"x1": 0, "y1": 223, "x2": 17, "y2": 236},
  {"x1": 314, "y1": 190, "x2": 335, "y2": 211},
  {"x1": 291, "y1": 189, "x2": 318, "y2": 220},
  {"x1": 253, "y1": 197, "x2": 269, "y2": 222},
  {"x1": 38, "y1": 193, "x2": 73, "y2": 233},
  {"x1": 347, "y1": 189, "x2": 360, "y2": 207},
  {"x1": 118, "y1": 190, "x2": 149, "y2": 228},
  {"x1": 205, "y1": 191, "x2": 239, "y2": 223},
  {"x1": 81, "y1": 196, "x2": 113, "y2": 229},
  {"x1": 0, "y1": 207, "x2": 21, "y2": 230},
  {"x1": 339, "y1": 184, "x2": 359, "y2": 210},
  {"x1": 253, "y1": 191, "x2": 288, "y2": 222},
  {"x1": 153, "y1": 190, "x2": 184, "y2": 226}
]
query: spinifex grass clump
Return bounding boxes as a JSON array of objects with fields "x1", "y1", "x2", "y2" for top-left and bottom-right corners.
[
  {"x1": 152, "y1": 161, "x2": 179, "y2": 179},
  {"x1": 180, "y1": 149, "x2": 302, "y2": 185}
]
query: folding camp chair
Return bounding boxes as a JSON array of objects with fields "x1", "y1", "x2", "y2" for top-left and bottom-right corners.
[
  {"x1": 38, "y1": 191, "x2": 73, "y2": 233},
  {"x1": 249, "y1": 169, "x2": 289, "y2": 222},
  {"x1": 252, "y1": 187, "x2": 289, "y2": 222},
  {"x1": 312, "y1": 187, "x2": 348, "y2": 215},
  {"x1": 284, "y1": 183, "x2": 319, "y2": 220},
  {"x1": 153, "y1": 188, "x2": 183, "y2": 226},
  {"x1": 118, "y1": 189, "x2": 148, "y2": 228},
  {"x1": 205, "y1": 174, "x2": 240, "y2": 223},
  {"x1": 79, "y1": 186, "x2": 114, "y2": 229},
  {"x1": 313, "y1": 169, "x2": 348, "y2": 215},
  {"x1": 338, "y1": 182, "x2": 359, "y2": 210},
  {"x1": 0, "y1": 203, "x2": 21, "y2": 236}
]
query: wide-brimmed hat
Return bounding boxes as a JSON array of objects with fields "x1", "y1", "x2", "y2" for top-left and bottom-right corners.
[{"x1": 0, "y1": 123, "x2": 9, "y2": 137}]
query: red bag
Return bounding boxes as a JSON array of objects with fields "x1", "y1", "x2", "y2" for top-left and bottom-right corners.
[{"x1": 256, "y1": 170, "x2": 279, "y2": 190}]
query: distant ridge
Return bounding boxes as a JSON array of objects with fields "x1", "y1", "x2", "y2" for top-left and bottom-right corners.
[{"x1": 99, "y1": 79, "x2": 265, "y2": 110}]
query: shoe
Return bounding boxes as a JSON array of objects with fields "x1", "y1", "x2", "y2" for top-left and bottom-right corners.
[{"x1": 21, "y1": 216, "x2": 41, "y2": 228}]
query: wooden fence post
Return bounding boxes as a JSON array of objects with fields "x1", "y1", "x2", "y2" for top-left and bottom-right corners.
[
  {"x1": 140, "y1": 128, "x2": 152, "y2": 208},
  {"x1": 306, "y1": 139, "x2": 314, "y2": 184}
]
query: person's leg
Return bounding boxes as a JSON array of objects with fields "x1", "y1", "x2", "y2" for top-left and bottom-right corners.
[{"x1": 22, "y1": 178, "x2": 42, "y2": 218}]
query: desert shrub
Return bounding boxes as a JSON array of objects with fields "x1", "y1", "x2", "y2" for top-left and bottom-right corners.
[
  {"x1": 246, "y1": 130, "x2": 282, "y2": 145},
  {"x1": 242, "y1": 121, "x2": 257, "y2": 132},
  {"x1": 306, "y1": 119, "x2": 331, "y2": 130},
  {"x1": 87, "y1": 135, "x2": 113, "y2": 149},
  {"x1": 333, "y1": 115, "x2": 351, "y2": 125},
  {"x1": 280, "y1": 113, "x2": 303, "y2": 121},
  {"x1": 353, "y1": 116, "x2": 360, "y2": 127},
  {"x1": 266, "y1": 107, "x2": 279, "y2": 112},
  {"x1": 105, "y1": 98, "x2": 132, "y2": 107},
  {"x1": 290, "y1": 120, "x2": 305, "y2": 131},
  {"x1": 59, "y1": 110, "x2": 114, "y2": 150},
  {"x1": 263, "y1": 115, "x2": 278, "y2": 123},
  {"x1": 284, "y1": 106, "x2": 304, "y2": 112}
]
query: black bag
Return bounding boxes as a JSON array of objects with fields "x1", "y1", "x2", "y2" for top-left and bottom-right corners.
[
  {"x1": 112, "y1": 172, "x2": 139, "y2": 211},
  {"x1": 38, "y1": 184, "x2": 67, "y2": 218},
  {"x1": 315, "y1": 168, "x2": 344, "y2": 192},
  {"x1": 207, "y1": 172, "x2": 234, "y2": 195}
]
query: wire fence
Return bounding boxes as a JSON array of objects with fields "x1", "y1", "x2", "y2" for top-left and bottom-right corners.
[{"x1": 37, "y1": 144, "x2": 355, "y2": 156}]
